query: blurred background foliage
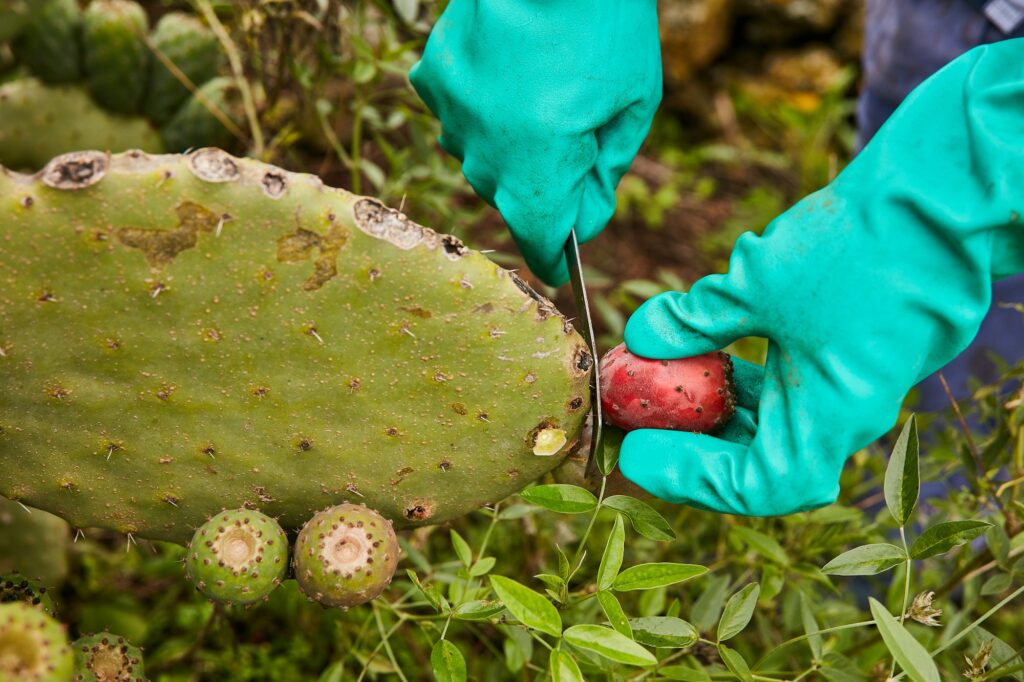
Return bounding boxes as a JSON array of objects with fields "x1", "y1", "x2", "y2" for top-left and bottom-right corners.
[{"x1": 2, "y1": 1, "x2": 1024, "y2": 680}]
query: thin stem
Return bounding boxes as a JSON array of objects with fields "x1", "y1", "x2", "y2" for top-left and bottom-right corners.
[
  {"x1": 570, "y1": 476, "x2": 608, "y2": 575},
  {"x1": 371, "y1": 602, "x2": 410, "y2": 682},
  {"x1": 753, "y1": 621, "x2": 874, "y2": 669}
]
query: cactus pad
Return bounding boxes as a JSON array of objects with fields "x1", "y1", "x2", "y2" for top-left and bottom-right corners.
[
  {"x1": 11, "y1": 0, "x2": 82, "y2": 84},
  {"x1": 71, "y1": 632, "x2": 145, "y2": 682},
  {"x1": 293, "y1": 503, "x2": 399, "y2": 608},
  {"x1": 0, "y1": 149, "x2": 590, "y2": 543},
  {"x1": 0, "y1": 601, "x2": 73, "y2": 682},
  {"x1": 82, "y1": 0, "x2": 149, "y2": 115},
  {"x1": 0, "y1": 497, "x2": 70, "y2": 587},
  {"x1": 144, "y1": 12, "x2": 221, "y2": 124},
  {"x1": 0, "y1": 575, "x2": 57, "y2": 615},
  {"x1": 185, "y1": 509, "x2": 288, "y2": 605}
]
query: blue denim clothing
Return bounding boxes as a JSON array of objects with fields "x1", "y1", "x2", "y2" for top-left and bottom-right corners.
[{"x1": 859, "y1": 0, "x2": 1024, "y2": 409}]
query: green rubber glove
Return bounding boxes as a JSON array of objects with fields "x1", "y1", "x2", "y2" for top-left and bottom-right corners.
[
  {"x1": 620, "y1": 40, "x2": 1024, "y2": 516},
  {"x1": 409, "y1": 0, "x2": 661, "y2": 287}
]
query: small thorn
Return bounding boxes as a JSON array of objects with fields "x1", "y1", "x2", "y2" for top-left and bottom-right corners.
[
  {"x1": 15, "y1": 501, "x2": 31, "y2": 514},
  {"x1": 151, "y1": 283, "x2": 166, "y2": 298},
  {"x1": 126, "y1": 533, "x2": 136, "y2": 552},
  {"x1": 74, "y1": 528, "x2": 84, "y2": 543},
  {"x1": 308, "y1": 328, "x2": 324, "y2": 344},
  {"x1": 480, "y1": 249, "x2": 496, "y2": 254},
  {"x1": 398, "y1": 194, "x2": 407, "y2": 213},
  {"x1": 399, "y1": 325, "x2": 416, "y2": 339}
]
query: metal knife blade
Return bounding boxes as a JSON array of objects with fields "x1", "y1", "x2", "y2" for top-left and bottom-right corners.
[{"x1": 563, "y1": 229, "x2": 603, "y2": 479}]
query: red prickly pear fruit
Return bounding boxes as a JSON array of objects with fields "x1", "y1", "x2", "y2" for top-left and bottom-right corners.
[{"x1": 599, "y1": 344, "x2": 736, "y2": 433}]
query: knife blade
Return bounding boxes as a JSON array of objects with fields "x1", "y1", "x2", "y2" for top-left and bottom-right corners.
[{"x1": 563, "y1": 229, "x2": 603, "y2": 479}]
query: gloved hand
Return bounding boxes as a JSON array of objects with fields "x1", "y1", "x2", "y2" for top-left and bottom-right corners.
[
  {"x1": 409, "y1": 0, "x2": 661, "y2": 287},
  {"x1": 619, "y1": 39, "x2": 1024, "y2": 516}
]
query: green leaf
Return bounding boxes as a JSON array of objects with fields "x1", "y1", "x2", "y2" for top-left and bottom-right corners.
[
  {"x1": 967, "y1": 626, "x2": 1024, "y2": 681},
  {"x1": 717, "y1": 583, "x2": 760, "y2": 641},
  {"x1": 800, "y1": 591, "x2": 822, "y2": 662},
  {"x1": 469, "y1": 556, "x2": 496, "y2": 577},
  {"x1": 986, "y1": 525, "x2": 1011, "y2": 565},
  {"x1": 450, "y1": 530, "x2": 472, "y2": 568},
  {"x1": 405, "y1": 569, "x2": 442, "y2": 612},
  {"x1": 718, "y1": 644, "x2": 753, "y2": 682},
  {"x1": 597, "y1": 514, "x2": 625, "y2": 591},
  {"x1": 661, "y1": 665, "x2": 712, "y2": 682},
  {"x1": 603, "y1": 495, "x2": 676, "y2": 541},
  {"x1": 556, "y1": 545, "x2": 571, "y2": 581},
  {"x1": 535, "y1": 574, "x2": 566, "y2": 591},
  {"x1": 431, "y1": 640, "x2": 467, "y2": 682},
  {"x1": 519, "y1": 484, "x2": 597, "y2": 514},
  {"x1": 628, "y1": 617, "x2": 698, "y2": 648},
  {"x1": 909, "y1": 520, "x2": 992, "y2": 560},
  {"x1": 549, "y1": 649, "x2": 584, "y2": 682},
  {"x1": 821, "y1": 653, "x2": 869, "y2": 682},
  {"x1": 980, "y1": 572, "x2": 1012, "y2": 596},
  {"x1": 884, "y1": 415, "x2": 920, "y2": 527},
  {"x1": 317, "y1": 661, "x2": 345, "y2": 682},
  {"x1": 613, "y1": 563, "x2": 708, "y2": 592},
  {"x1": 690, "y1": 574, "x2": 731, "y2": 632},
  {"x1": 503, "y1": 628, "x2": 532, "y2": 674},
  {"x1": 597, "y1": 591, "x2": 632, "y2": 638},
  {"x1": 489, "y1": 576, "x2": 562, "y2": 638},
  {"x1": 822, "y1": 543, "x2": 907, "y2": 576},
  {"x1": 563, "y1": 625, "x2": 656, "y2": 667},
  {"x1": 392, "y1": 0, "x2": 420, "y2": 23},
  {"x1": 731, "y1": 526, "x2": 789, "y2": 565},
  {"x1": 868, "y1": 598, "x2": 940, "y2": 682},
  {"x1": 452, "y1": 600, "x2": 504, "y2": 621}
]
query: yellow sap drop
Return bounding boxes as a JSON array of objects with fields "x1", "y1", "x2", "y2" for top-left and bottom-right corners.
[{"x1": 532, "y1": 428, "x2": 567, "y2": 457}]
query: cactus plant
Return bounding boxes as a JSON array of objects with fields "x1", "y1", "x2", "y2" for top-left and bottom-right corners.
[
  {"x1": 0, "y1": 497, "x2": 71, "y2": 588},
  {"x1": 0, "y1": 149, "x2": 590, "y2": 544},
  {"x1": 11, "y1": 0, "x2": 82, "y2": 84},
  {"x1": 144, "y1": 12, "x2": 221, "y2": 124},
  {"x1": 71, "y1": 632, "x2": 145, "y2": 682},
  {"x1": 82, "y1": 0, "x2": 149, "y2": 115},
  {"x1": 0, "y1": 601, "x2": 73, "y2": 681},
  {"x1": 161, "y1": 76, "x2": 241, "y2": 153},
  {"x1": 293, "y1": 503, "x2": 400, "y2": 608},
  {"x1": 185, "y1": 509, "x2": 288, "y2": 605},
  {"x1": 0, "y1": 575, "x2": 57, "y2": 615}
]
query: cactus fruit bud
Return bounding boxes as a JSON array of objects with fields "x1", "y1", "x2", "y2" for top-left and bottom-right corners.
[
  {"x1": 0, "y1": 576, "x2": 56, "y2": 616},
  {"x1": 71, "y1": 632, "x2": 145, "y2": 682},
  {"x1": 185, "y1": 509, "x2": 288, "y2": 605},
  {"x1": 0, "y1": 601, "x2": 73, "y2": 681},
  {"x1": 82, "y1": 0, "x2": 149, "y2": 114},
  {"x1": 293, "y1": 504, "x2": 400, "y2": 608}
]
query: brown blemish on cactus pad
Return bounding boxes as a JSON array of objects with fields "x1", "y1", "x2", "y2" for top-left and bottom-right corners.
[
  {"x1": 403, "y1": 501, "x2": 434, "y2": 521},
  {"x1": 353, "y1": 198, "x2": 431, "y2": 250},
  {"x1": 275, "y1": 225, "x2": 348, "y2": 291},
  {"x1": 573, "y1": 347, "x2": 593, "y2": 376},
  {"x1": 187, "y1": 148, "x2": 240, "y2": 182},
  {"x1": 40, "y1": 151, "x2": 108, "y2": 190},
  {"x1": 118, "y1": 201, "x2": 220, "y2": 267},
  {"x1": 440, "y1": 235, "x2": 468, "y2": 259},
  {"x1": 261, "y1": 171, "x2": 288, "y2": 198}
]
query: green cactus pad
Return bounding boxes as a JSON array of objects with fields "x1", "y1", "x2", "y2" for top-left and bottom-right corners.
[
  {"x1": 0, "y1": 601, "x2": 73, "y2": 682},
  {"x1": 161, "y1": 76, "x2": 241, "y2": 152},
  {"x1": 11, "y1": 0, "x2": 81, "y2": 84},
  {"x1": 0, "y1": 149, "x2": 590, "y2": 544},
  {"x1": 0, "y1": 497, "x2": 70, "y2": 587},
  {"x1": 0, "y1": 79, "x2": 165, "y2": 171},
  {"x1": 71, "y1": 632, "x2": 145, "y2": 682},
  {"x1": 293, "y1": 503, "x2": 399, "y2": 608},
  {"x1": 0, "y1": 575, "x2": 57, "y2": 615},
  {"x1": 82, "y1": 0, "x2": 149, "y2": 115},
  {"x1": 144, "y1": 12, "x2": 222, "y2": 124},
  {"x1": 185, "y1": 509, "x2": 288, "y2": 605}
]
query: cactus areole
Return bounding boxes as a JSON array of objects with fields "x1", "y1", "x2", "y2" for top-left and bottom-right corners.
[{"x1": 0, "y1": 149, "x2": 590, "y2": 543}]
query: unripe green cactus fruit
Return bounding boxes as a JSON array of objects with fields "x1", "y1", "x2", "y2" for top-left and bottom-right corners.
[
  {"x1": 293, "y1": 503, "x2": 399, "y2": 608},
  {"x1": 0, "y1": 149, "x2": 589, "y2": 543},
  {"x1": 82, "y1": 0, "x2": 149, "y2": 115},
  {"x1": 71, "y1": 632, "x2": 145, "y2": 682},
  {"x1": 0, "y1": 575, "x2": 57, "y2": 615},
  {"x1": 0, "y1": 601, "x2": 73, "y2": 682},
  {"x1": 144, "y1": 12, "x2": 221, "y2": 124},
  {"x1": 185, "y1": 509, "x2": 288, "y2": 605},
  {"x1": 11, "y1": 0, "x2": 81, "y2": 84}
]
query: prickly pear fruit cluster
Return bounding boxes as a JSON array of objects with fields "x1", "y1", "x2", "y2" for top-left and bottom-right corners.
[
  {"x1": 71, "y1": 632, "x2": 145, "y2": 682},
  {"x1": 0, "y1": 602, "x2": 73, "y2": 682},
  {"x1": 0, "y1": 0, "x2": 229, "y2": 169},
  {"x1": 600, "y1": 344, "x2": 736, "y2": 433},
  {"x1": 0, "y1": 149, "x2": 589, "y2": 543},
  {"x1": 185, "y1": 509, "x2": 288, "y2": 605},
  {"x1": 0, "y1": 576, "x2": 57, "y2": 616},
  {"x1": 293, "y1": 504, "x2": 400, "y2": 608}
]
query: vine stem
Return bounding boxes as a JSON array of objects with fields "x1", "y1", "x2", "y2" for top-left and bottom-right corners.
[
  {"x1": 752, "y1": 621, "x2": 874, "y2": 669},
  {"x1": 570, "y1": 476, "x2": 607, "y2": 575},
  {"x1": 891, "y1": 582, "x2": 1024, "y2": 680}
]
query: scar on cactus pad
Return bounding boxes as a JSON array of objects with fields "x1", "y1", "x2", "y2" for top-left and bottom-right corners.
[
  {"x1": 0, "y1": 149, "x2": 589, "y2": 543},
  {"x1": 293, "y1": 504, "x2": 400, "y2": 608},
  {"x1": 185, "y1": 509, "x2": 288, "y2": 605},
  {"x1": 600, "y1": 344, "x2": 736, "y2": 433},
  {"x1": 71, "y1": 632, "x2": 145, "y2": 682},
  {"x1": 0, "y1": 601, "x2": 73, "y2": 682}
]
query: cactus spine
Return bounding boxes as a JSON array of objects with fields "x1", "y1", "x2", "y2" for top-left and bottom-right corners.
[
  {"x1": 71, "y1": 632, "x2": 145, "y2": 682},
  {"x1": 0, "y1": 148, "x2": 592, "y2": 543},
  {"x1": 185, "y1": 509, "x2": 288, "y2": 605},
  {"x1": 0, "y1": 602, "x2": 73, "y2": 682},
  {"x1": 293, "y1": 504, "x2": 400, "y2": 608}
]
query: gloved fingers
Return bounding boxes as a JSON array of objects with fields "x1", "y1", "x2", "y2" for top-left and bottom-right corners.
[
  {"x1": 624, "y1": 280, "x2": 757, "y2": 360},
  {"x1": 575, "y1": 101, "x2": 660, "y2": 244},
  {"x1": 717, "y1": 405, "x2": 757, "y2": 446},
  {"x1": 731, "y1": 356, "x2": 764, "y2": 411}
]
